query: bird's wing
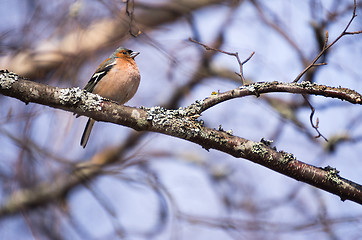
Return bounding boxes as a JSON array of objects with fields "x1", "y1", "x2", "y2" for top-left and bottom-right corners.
[{"x1": 83, "y1": 60, "x2": 116, "y2": 93}]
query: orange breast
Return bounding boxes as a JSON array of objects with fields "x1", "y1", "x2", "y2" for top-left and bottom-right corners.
[{"x1": 93, "y1": 60, "x2": 140, "y2": 104}]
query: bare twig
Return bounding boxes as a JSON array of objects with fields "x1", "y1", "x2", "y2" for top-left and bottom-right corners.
[
  {"x1": 189, "y1": 38, "x2": 254, "y2": 85},
  {"x1": 126, "y1": 0, "x2": 141, "y2": 37},
  {"x1": 314, "y1": 63, "x2": 328, "y2": 67},
  {"x1": 294, "y1": 0, "x2": 362, "y2": 83},
  {"x1": 302, "y1": 95, "x2": 328, "y2": 142}
]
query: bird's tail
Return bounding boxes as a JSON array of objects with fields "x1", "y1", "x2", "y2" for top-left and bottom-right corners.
[{"x1": 81, "y1": 118, "x2": 95, "y2": 148}]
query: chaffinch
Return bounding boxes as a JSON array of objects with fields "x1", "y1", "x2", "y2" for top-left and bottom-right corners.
[{"x1": 80, "y1": 47, "x2": 141, "y2": 148}]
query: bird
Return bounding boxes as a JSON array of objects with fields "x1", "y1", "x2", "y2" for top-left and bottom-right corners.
[{"x1": 80, "y1": 47, "x2": 141, "y2": 148}]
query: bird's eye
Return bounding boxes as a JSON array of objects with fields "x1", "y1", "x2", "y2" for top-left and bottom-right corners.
[{"x1": 122, "y1": 51, "x2": 127, "y2": 55}]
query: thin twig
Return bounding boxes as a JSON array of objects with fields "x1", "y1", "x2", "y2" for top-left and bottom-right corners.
[
  {"x1": 294, "y1": 0, "x2": 362, "y2": 82},
  {"x1": 189, "y1": 38, "x2": 254, "y2": 85},
  {"x1": 302, "y1": 95, "x2": 328, "y2": 142},
  {"x1": 237, "y1": 52, "x2": 255, "y2": 84},
  {"x1": 313, "y1": 63, "x2": 328, "y2": 67},
  {"x1": 126, "y1": 0, "x2": 141, "y2": 37}
]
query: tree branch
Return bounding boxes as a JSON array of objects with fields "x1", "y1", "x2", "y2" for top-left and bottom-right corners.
[
  {"x1": 196, "y1": 81, "x2": 362, "y2": 114},
  {"x1": 189, "y1": 38, "x2": 254, "y2": 85},
  {"x1": 293, "y1": 0, "x2": 362, "y2": 82},
  {"x1": 1, "y1": 70, "x2": 362, "y2": 214}
]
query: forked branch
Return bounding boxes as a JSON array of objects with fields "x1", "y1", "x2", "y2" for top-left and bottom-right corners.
[
  {"x1": 189, "y1": 37, "x2": 254, "y2": 85},
  {"x1": 294, "y1": 0, "x2": 362, "y2": 83}
]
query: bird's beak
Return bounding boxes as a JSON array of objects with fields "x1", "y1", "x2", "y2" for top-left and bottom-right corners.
[{"x1": 130, "y1": 51, "x2": 140, "y2": 59}]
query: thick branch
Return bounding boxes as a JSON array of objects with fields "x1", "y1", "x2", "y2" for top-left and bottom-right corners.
[{"x1": 1, "y1": 70, "x2": 362, "y2": 216}]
